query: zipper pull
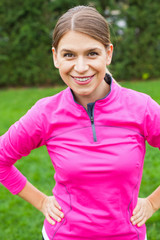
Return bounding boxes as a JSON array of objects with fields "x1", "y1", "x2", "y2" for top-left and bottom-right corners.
[{"x1": 90, "y1": 116, "x2": 94, "y2": 124}]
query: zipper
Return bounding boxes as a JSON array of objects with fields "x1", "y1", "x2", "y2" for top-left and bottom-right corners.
[
  {"x1": 90, "y1": 115, "x2": 97, "y2": 142},
  {"x1": 87, "y1": 103, "x2": 97, "y2": 142}
]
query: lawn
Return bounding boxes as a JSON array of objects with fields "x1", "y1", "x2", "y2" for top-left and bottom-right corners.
[{"x1": 0, "y1": 80, "x2": 160, "y2": 240}]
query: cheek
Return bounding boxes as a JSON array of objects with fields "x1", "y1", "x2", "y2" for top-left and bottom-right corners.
[
  {"x1": 58, "y1": 66, "x2": 72, "y2": 85},
  {"x1": 95, "y1": 63, "x2": 107, "y2": 75},
  {"x1": 91, "y1": 58, "x2": 107, "y2": 70},
  {"x1": 59, "y1": 61, "x2": 74, "y2": 74}
]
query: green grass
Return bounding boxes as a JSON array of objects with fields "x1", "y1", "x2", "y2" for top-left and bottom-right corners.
[{"x1": 0, "y1": 80, "x2": 160, "y2": 240}]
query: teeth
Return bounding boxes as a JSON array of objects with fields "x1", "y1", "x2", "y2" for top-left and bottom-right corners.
[{"x1": 74, "y1": 77, "x2": 91, "y2": 82}]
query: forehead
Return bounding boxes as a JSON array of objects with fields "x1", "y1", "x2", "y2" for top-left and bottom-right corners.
[{"x1": 57, "y1": 31, "x2": 105, "y2": 51}]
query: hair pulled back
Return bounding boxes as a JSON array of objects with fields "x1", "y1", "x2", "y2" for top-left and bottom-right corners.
[{"x1": 52, "y1": 6, "x2": 111, "y2": 50}]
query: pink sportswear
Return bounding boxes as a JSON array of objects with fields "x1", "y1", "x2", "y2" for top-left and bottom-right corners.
[{"x1": 0, "y1": 75, "x2": 160, "y2": 240}]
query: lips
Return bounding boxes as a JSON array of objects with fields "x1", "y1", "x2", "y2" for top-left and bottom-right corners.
[{"x1": 71, "y1": 74, "x2": 95, "y2": 85}]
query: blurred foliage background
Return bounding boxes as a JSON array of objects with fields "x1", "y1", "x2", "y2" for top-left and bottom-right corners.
[{"x1": 0, "y1": 0, "x2": 160, "y2": 87}]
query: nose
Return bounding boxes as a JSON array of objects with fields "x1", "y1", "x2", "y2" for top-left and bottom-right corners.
[{"x1": 74, "y1": 56, "x2": 89, "y2": 73}]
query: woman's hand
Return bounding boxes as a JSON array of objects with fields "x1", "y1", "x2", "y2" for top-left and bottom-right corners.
[
  {"x1": 130, "y1": 198, "x2": 155, "y2": 227},
  {"x1": 40, "y1": 196, "x2": 64, "y2": 225},
  {"x1": 17, "y1": 182, "x2": 64, "y2": 225}
]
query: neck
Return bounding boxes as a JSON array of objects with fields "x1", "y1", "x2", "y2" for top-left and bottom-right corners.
[{"x1": 74, "y1": 80, "x2": 110, "y2": 109}]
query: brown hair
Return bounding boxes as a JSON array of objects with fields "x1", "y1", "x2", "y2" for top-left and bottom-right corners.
[{"x1": 52, "y1": 5, "x2": 111, "y2": 50}]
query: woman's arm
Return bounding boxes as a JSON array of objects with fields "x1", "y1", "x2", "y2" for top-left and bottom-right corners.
[
  {"x1": 18, "y1": 181, "x2": 64, "y2": 225},
  {"x1": 147, "y1": 186, "x2": 160, "y2": 211},
  {"x1": 0, "y1": 100, "x2": 45, "y2": 194},
  {"x1": 130, "y1": 186, "x2": 160, "y2": 227}
]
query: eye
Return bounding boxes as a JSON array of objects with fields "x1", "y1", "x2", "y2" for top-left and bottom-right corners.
[
  {"x1": 63, "y1": 53, "x2": 74, "y2": 58},
  {"x1": 88, "y1": 51, "x2": 99, "y2": 57}
]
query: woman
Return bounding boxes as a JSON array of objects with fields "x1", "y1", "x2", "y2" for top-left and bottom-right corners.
[{"x1": 0, "y1": 5, "x2": 160, "y2": 240}]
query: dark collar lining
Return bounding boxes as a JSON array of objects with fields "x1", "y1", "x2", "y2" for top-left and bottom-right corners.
[{"x1": 104, "y1": 73, "x2": 112, "y2": 85}]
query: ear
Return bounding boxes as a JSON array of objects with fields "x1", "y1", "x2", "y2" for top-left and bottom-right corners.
[
  {"x1": 106, "y1": 44, "x2": 113, "y2": 65},
  {"x1": 52, "y1": 47, "x2": 59, "y2": 68}
]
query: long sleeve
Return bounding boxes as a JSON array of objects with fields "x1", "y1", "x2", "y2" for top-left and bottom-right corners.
[
  {"x1": 0, "y1": 100, "x2": 45, "y2": 194},
  {"x1": 143, "y1": 96, "x2": 160, "y2": 149}
]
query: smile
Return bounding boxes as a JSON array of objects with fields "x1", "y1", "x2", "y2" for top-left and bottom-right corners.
[
  {"x1": 74, "y1": 77, "x2": 91, "y2": 82},
  {"x1": 71, "y1": 75, "x2": 95, "y2": 83}
]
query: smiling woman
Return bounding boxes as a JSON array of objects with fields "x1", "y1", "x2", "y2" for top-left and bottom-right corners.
[
  {"x1": 51, "y1": 6, "x2": 113, "y2": 108},
  {"x1": 52, "y1": 31, "x2": 113, "y2": 108},
  {"x1": 0, "y1": 5, "x2": 160, "y2": 240}
]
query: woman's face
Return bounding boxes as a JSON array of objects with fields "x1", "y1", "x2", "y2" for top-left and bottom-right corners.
[{"x1": 52, "y1": 31, "x2": 113, "y2": 101}]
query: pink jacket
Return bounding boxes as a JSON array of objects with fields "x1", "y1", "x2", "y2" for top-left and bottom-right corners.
[{"x1": 0, "y1": 76, "x2": 160, "y2": 240}]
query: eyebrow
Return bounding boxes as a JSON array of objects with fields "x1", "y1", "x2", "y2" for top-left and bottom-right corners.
[{"x1": 60, "y1": 48, "x2": 102, "y2": 53}]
